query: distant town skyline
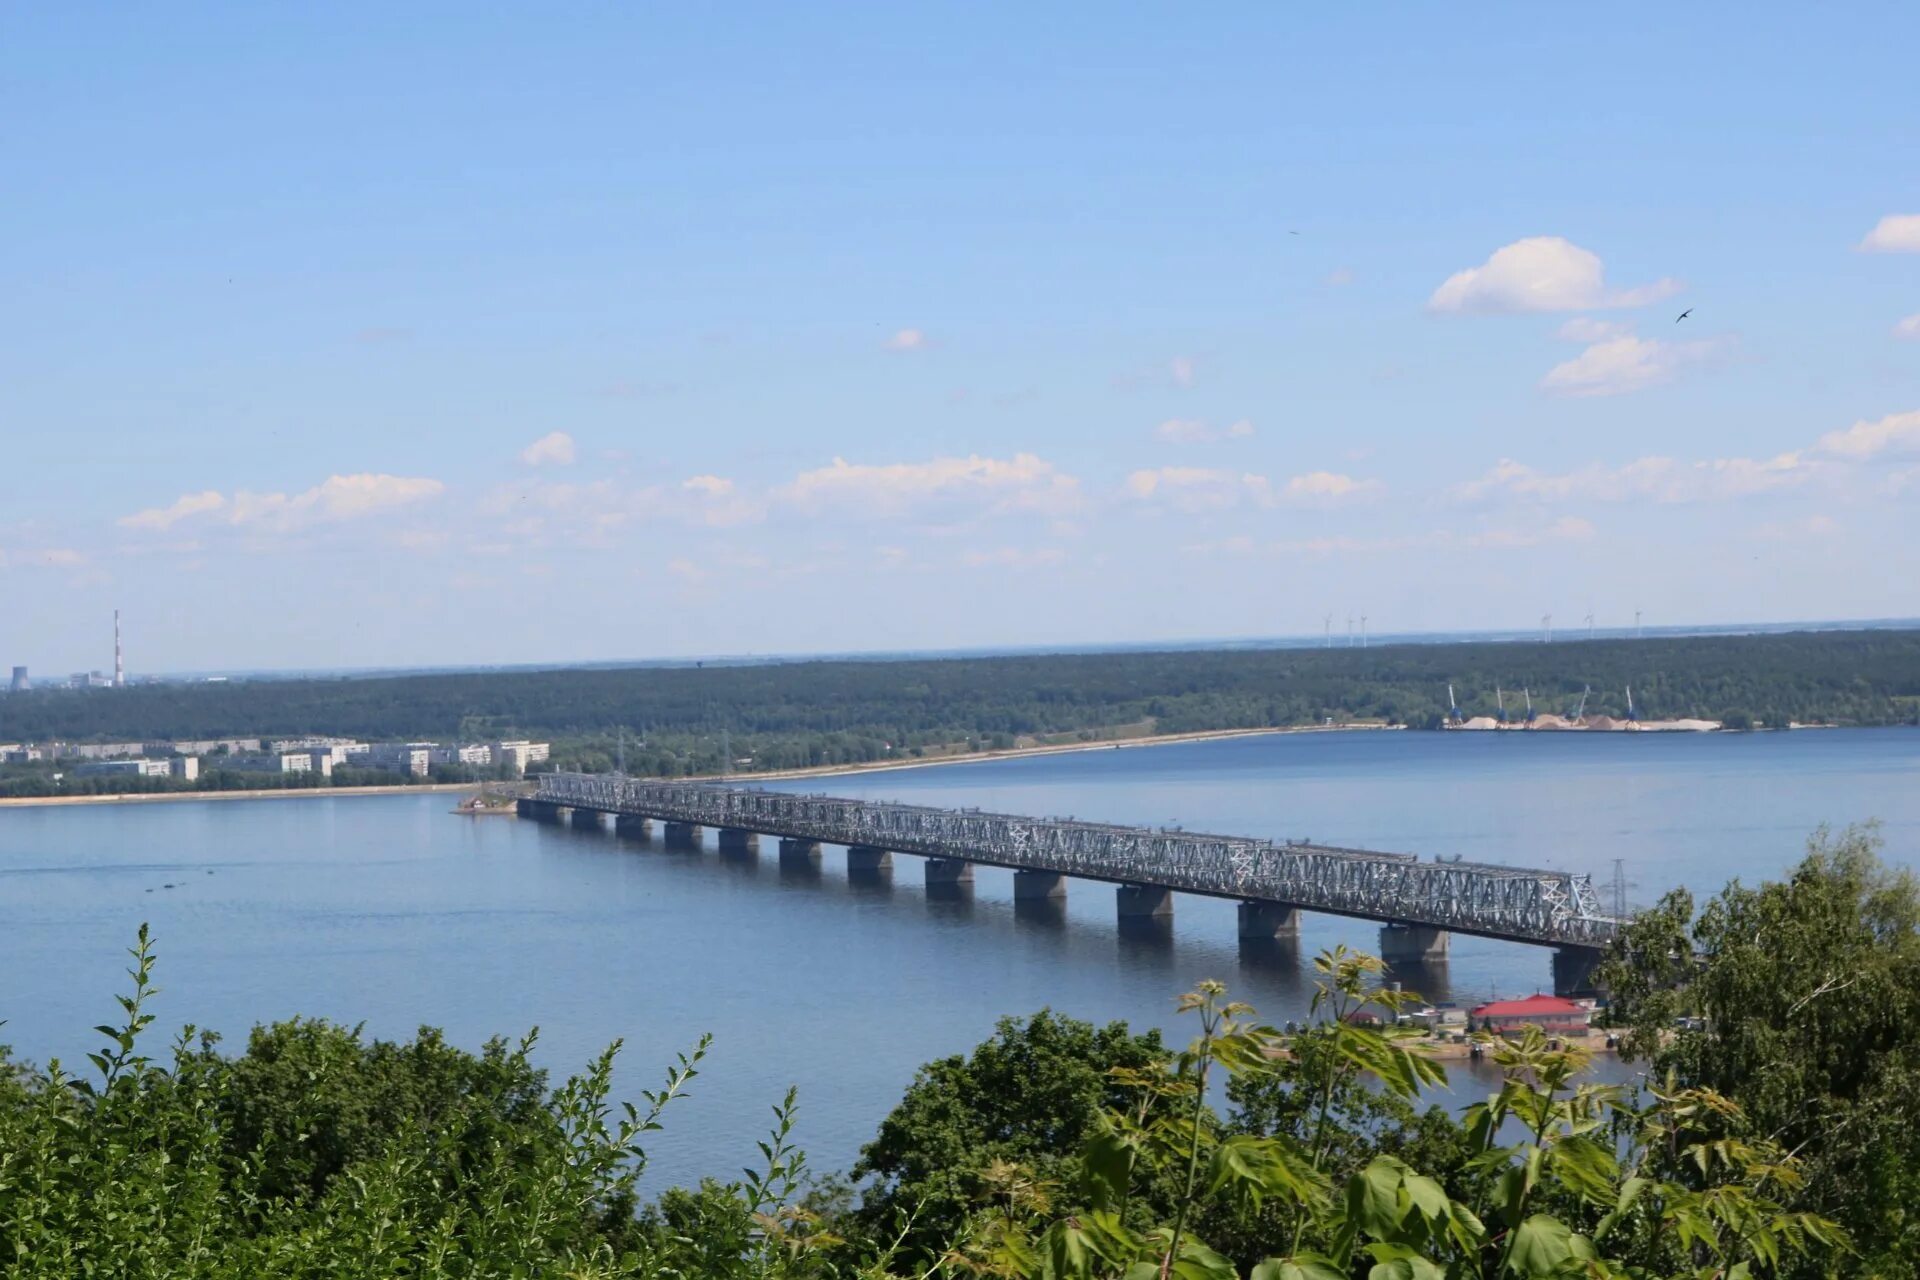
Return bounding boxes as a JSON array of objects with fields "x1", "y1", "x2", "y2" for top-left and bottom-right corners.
[{"x1": 3, "y1": 6, "x2": 1916, "y2": 672}]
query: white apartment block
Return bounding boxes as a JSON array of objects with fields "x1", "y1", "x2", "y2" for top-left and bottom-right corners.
[{"x1": 490, "y1": 740, "x2": 550, "y2": 774}]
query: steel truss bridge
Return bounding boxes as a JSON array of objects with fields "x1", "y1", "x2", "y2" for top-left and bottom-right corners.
[{"x1": 531, "y1": 773, "x2": 1620, "y2": 952}]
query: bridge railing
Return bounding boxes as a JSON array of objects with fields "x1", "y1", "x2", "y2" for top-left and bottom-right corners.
[{"x1": 532, "y1": 773, "x2": 1620, "y2": 948}]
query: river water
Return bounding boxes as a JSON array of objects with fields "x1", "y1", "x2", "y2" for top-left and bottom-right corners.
[{"x1": 2, "y1": 728, "x2": 1915, "y2": 1189}]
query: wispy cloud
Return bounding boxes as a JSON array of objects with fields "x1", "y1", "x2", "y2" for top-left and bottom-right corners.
[
  {"x1": 119, "y1": 491, "x2": 227, "y2": 531},
  {"x1": 1453, "y1": 454, "x2": 1812, "y2": 505},
  {"x1": 884, "y1": 328, "x2": 929, "y2": 351},
  {"x1": 1127, "y1": 466, "x2": 1377, "y2": 512},
  {"x1": 1894, "y1": 313, "x2": 1920, "y2": 340},
  {"x1": 778, "y1": 453, "x2": 1081, "y2": 520},
  {"x1": 1169, "y1": 355, "x2": 1197, "y2": 387},
  {"x1": 1814, "y1": 410, "x2": 1920, "y2": 459},
  {"x1": 1452, "y1": 408, "x2": 1920, "y2": 507},
  {"x1": 1281, "y1": 471, "x2": 1380, "y2": 504},
  {"x1": 1429, "y1": 237, "x2": 1680, "y2": 314},
  {"x1": 1540, "y1": 329, "x2": 1728, "y2": 397},
  {"x1": 121, "y1": 475, "x2": 444, "y2": 534},
  {"x1": 1124, "y1": 467, "x2": 1274, "y2": 512},
  {"x1": 1153, "y1": 418, "x2": 1255, "y2": 443},
  {"x1": 519, "y1": 432, "x2": 577, "y2": 466},
  {"x1": 1858, "y1": 214, "x2": 1920, "y2": 253}
]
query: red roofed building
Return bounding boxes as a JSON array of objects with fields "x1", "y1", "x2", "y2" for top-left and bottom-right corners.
[{"x1": 1469, "y1": 994, "x2": 1590, "y2": 1035}]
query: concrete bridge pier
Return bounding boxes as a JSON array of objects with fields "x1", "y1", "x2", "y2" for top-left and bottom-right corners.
[
  {"x1": 1014, "y1": 870, "x2": 1066, "y2": 901},
  {"x1": 663, "y1": 822, "x2": 704, "y2": 851},
  {"x1": 718, "y1": 829, "x2": 760, "y2": 857},
  {"x1": 1117, "y1": 884, "x2": 1173, "y2": 920},
  {"x1": 924, "y1": 857, "x2": 974, "y2": 889},
  {"x1": 1238, "y1": 901, "x2": 1300, "y2": 941},
  {"x1": 847, "y1": 845, "x2": 892, "y2": 875},
  {"x1": 1379, "y1": 924, "x2": 1450, "y2": 964},
  {"x1": 614, "y1": 815, "x2": 653, "y2": 841},
  {"x1": 778, "y1": 838, "x2": 823, "y2": 868},
  {"x1": 517, "y1": 798, "x2": 560, "y2": 822},
  {"x1": 1552, "y1": 947, "x2": 1605, "y2": 996},
  {"x1": 570, "y1": 808, "x2": 607, "y2": 832}
]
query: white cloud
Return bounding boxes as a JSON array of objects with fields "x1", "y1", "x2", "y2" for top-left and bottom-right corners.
[
  {"x1": 1540, "y1": 332, "x2": 1724, "y2": 397},
  {"x1": 666, "y1": 557, "x2": 706, "y2": 584},
  {"x1": 1814, "y1": 410, "x2": 1920, "y2": 460},
  {"x1": 1325, "y1": 267, "x2": 1355, "y2": 287},
  {"x1": 121, "y1": 475, "x2": 444, "y2": 535},
  {"x1": 119, "y1": 490, "x2": 227, "y2": 531},
  {"x1": 519, "y1": 432, "x2": 577, "y2": 466},
  {"x1": 1454, "y1": 454, "x2": 1812, "y2": 505},
  {"x1": 681, "y1": 475, "x2": 735, "y2": 497},
  {"x1": 779, "y1": 453, "x2": 1081, "y2": 519},
  {"x1": 1126, "y1": 466, "x2": 1377, "y2": 512},
  {"x1": 884, "y1": 328, "x2": 929, "y2": 351},
  {"x1": 1124, "y1": 466, "x2": 1274, "y2": 512},
  {"x1": 1895, "y1": 313, "x2": 1920, "y2": 340},
  {"x1": 1169, "y1": 355, "x2": 1197, "y2": 387},
  {"x1": 959, "y1": 546, "x2": 1067, "y2": 569},
  {"x1": 1465, "y1": 515, "x2": 1596, "y2": 548},
  {"x1": 1429, "y1": 236, "x2": 1680, "y2": 314},
  {"x1": 1280, "y1": 471, "x2": 1379, "y2": 504},
  {"x1": 1555, "y1": 317, "x2": 1631, "y2": 343},
  {"x1": 1859, "y1": 214, "x2": 1920, "y2": 253},
  {"x1": 1265, "y1": 533, "x2": 1438, "y2": 556},
  {"x1": 1153, "y1": 418, "x2": 1256, "y2": 443},
  {"x1": 232, "y1": 474, "x2": 445, "y2": 531},
  {"x1": 1456, "y1": 408, "x2": 1920, "y2": 512}
]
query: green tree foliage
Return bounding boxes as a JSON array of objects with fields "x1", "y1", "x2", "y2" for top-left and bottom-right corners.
[
  {"x1": 1602, "y1": 825, "x2": 1920, "y2": 1276},
  {"x1": 920, "y1": 952, "x2": 1842, "y2": 1279},
  {"x1": 852, "y1": 1011, "x2": 1169, "y2": 1253},
  {"x1": 0, "y1": 913, "x2": 1868, "y2": 1278}
]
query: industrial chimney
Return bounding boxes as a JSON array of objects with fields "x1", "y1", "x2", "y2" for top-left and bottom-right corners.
[{"x1": 114, "y1": 610, "x2": 126, "y2": 688}]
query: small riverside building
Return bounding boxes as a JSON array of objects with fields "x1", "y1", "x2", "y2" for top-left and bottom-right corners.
[{"x1": 1469, "y1": 994, "x2": 1591, "y2": 1035}]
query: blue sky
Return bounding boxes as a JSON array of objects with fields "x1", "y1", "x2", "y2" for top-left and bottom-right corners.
[{"x1": 2, "y1": 5, "x2": 1916, "y2": 673}]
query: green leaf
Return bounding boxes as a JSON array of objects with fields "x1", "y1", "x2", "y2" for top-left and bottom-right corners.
[
  {"x1": 1368, "y1": 1258, "x2": 1447, "y2": 1280},
  {"x1": 1504, "y1": 1214, "x2": 1595, "y2": 1277},
  {"x1": 1346, "y1": 1158, "x2": 1409, "y2": 1240},
  {"x1": 1251, "y1": 1256, "x2": 1347, "y2": 1280},
  {"x1": 1081, "y1": 1126, "x2": 1139, "y2": 1209},
  {"x1": 1169, "y1": 1238, "x2": 1239, "y2": 1280}
]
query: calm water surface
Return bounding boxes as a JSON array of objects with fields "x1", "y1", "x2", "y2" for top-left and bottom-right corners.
[{"x1": 3, "y1": 728, "x2": 1915, "y2": 1189}]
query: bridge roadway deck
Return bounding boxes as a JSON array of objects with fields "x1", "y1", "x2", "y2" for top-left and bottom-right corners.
[{"x1": 531, "y1": 773, "x2": 1619, "y2": 952}]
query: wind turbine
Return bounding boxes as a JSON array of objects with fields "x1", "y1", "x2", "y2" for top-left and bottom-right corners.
[
  {"x1": 1635, "y1": 610, "x2": 1643, "y2": 639},
  {"x1": 1346, "y1": 614, "x2": 1354, "y2": 647},
  {"x1": 1585, "y1": 612, "x2": 1595, "y2": 641},
  {"x1": 1360, "y1": 615, "x2": 1369, "y2": 648},
  {"x1": 1324, "y1": 614, "x2": 1332, "y2": 648},
  {"x1": 1542, "y1": 613, "x2": 1553, "y2": 643}
]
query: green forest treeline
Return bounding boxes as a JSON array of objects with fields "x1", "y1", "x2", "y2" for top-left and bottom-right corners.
[
  {"x1": 2, "y1": 826, "x2": 1914, "y2": 1277},
  {"x1": 3, "y1": 629, "x2": 1917, "y2": 780}
]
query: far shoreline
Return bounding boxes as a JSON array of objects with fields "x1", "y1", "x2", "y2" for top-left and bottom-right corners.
[
  {"x1": 0, "y1": 724, "x2": 1391, "y2": 809},
  {"x1": 0, "y1": 719, "x2": 1898, "y2": 810}
]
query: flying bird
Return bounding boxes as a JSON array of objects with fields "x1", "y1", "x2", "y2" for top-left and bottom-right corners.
[{"x1": 1675, "y1": 308, "x2": 1693, "y2": 323}]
